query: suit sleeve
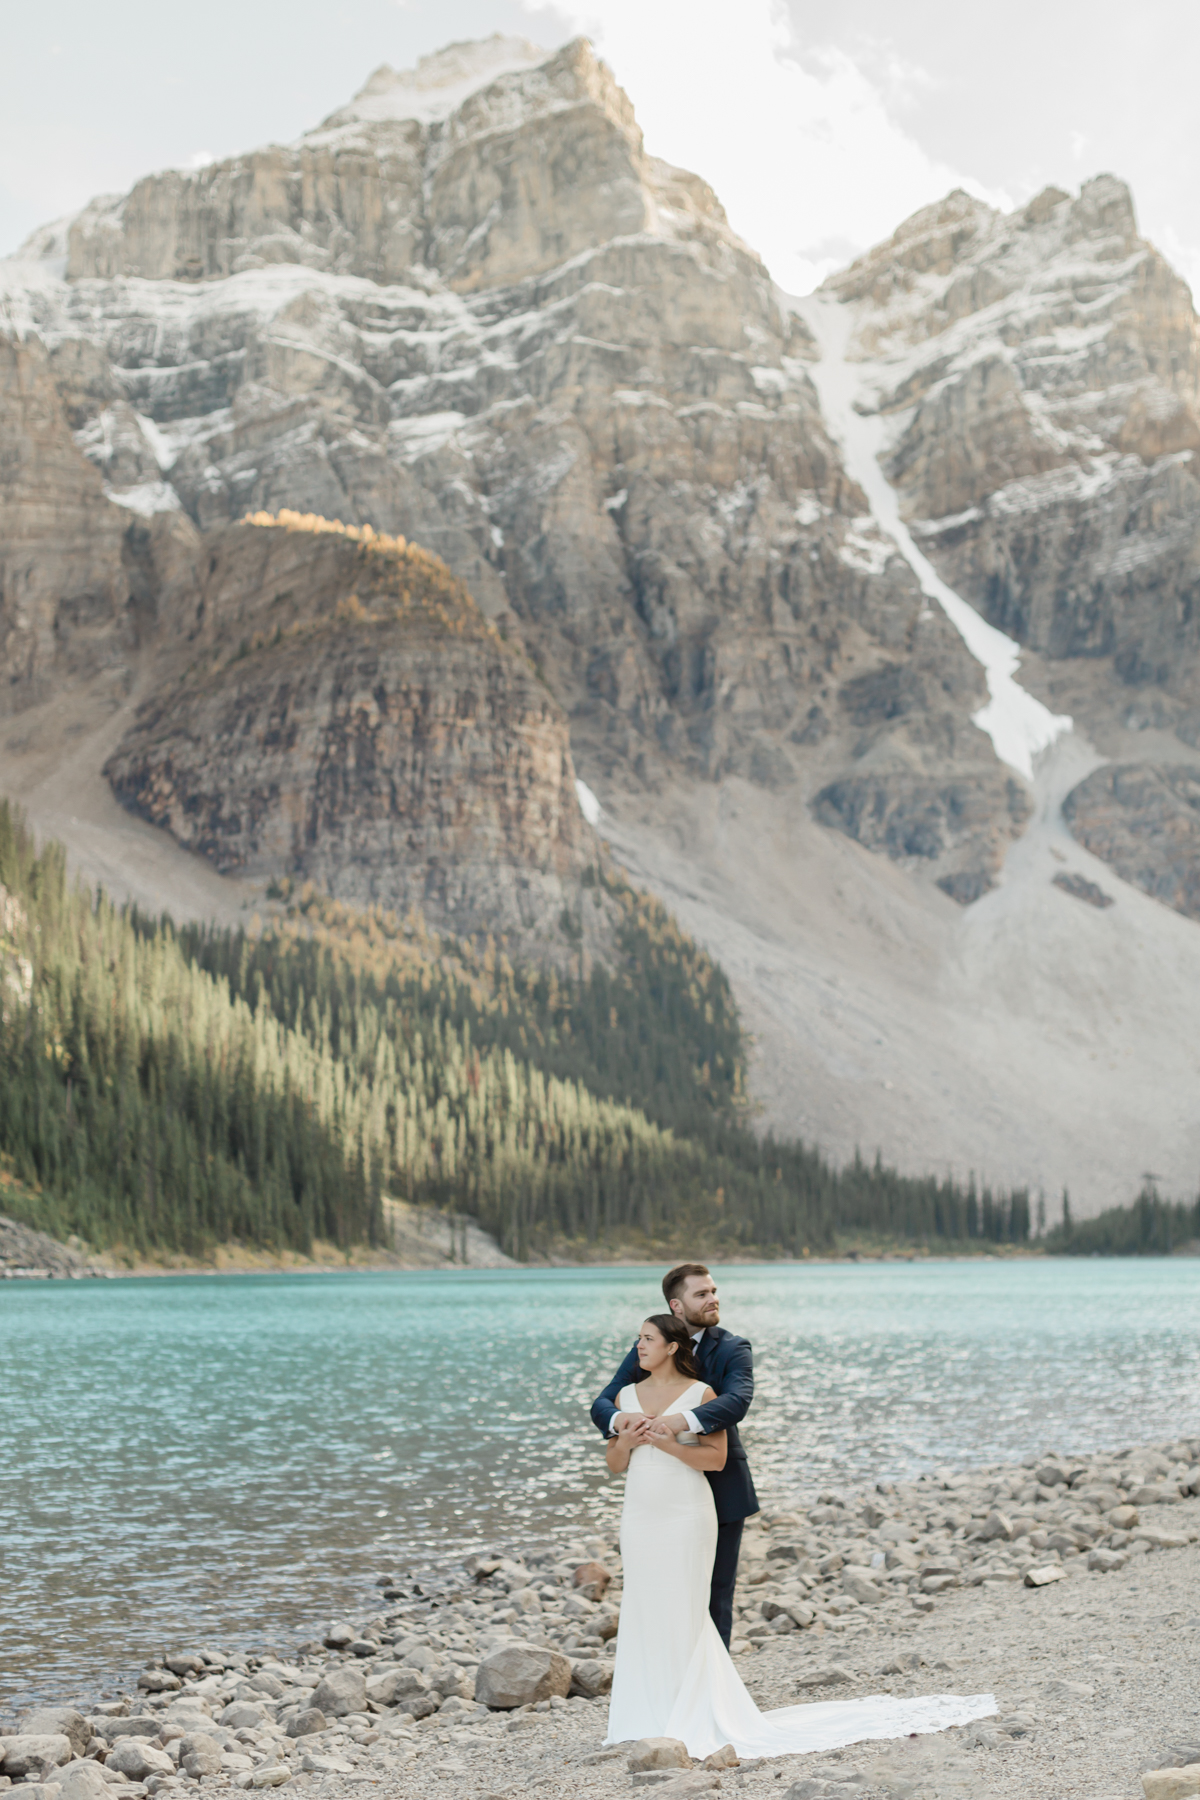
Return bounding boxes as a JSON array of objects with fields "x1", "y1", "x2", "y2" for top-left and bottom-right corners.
[
  {"x1": 691, "y1": 1337, "x2": 753, "y2": 1436},
  {"x1": 591, "y1": 1345, "x2": 642, "y2": 1437}
]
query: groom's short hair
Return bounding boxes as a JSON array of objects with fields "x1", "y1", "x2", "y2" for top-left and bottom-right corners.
[{"x1": 663, "y1": 1262, "x2": 710, "y2": 1305}]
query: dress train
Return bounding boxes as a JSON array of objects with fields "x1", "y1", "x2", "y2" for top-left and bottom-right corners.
[{"x1": 604, "y1": 1381, "x2": 995, "y2": 1759}]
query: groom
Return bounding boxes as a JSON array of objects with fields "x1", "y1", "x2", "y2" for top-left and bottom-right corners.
[{"x1": 591, "y1": 1263, "x2": 759, "y2": 1647}]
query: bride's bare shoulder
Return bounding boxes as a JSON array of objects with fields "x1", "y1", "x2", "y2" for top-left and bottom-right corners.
[{"x1": 698, "y1": 1384, "x2": 717, "y2": 1404}]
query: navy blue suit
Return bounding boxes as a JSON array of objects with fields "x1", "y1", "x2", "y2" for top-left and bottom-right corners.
[{"x1": 591, "y1": 1324, "x2": 759, "y2": 1645}]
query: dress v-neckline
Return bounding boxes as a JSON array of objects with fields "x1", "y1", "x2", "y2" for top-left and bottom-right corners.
[{"x1": 631, "y1": 1378, "x2": 704, "y2": 1419}]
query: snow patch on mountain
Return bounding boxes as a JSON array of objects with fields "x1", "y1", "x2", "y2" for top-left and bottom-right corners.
[
  {"x1": 313, "y1": 35, "x2": 548, "y2": 132},
  {"x1": 796, "y1": 291, "x2": 1072, "y2": 782}
]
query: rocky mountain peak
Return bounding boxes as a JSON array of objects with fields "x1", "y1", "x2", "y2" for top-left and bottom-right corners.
[
  {"x1": 60, "y1": 35, "x2": 652, "y2": 292},
  {"x1": 320, "y1": 35, "x2": 550, "y2": 130}
]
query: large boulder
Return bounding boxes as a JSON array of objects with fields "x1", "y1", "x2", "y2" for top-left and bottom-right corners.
[
  {"x1": 311, "y1": 1665, "x2": 367, "y2": 1718},
  {"x1": 91, "y1": 1716, "x2": 162, "y2": 1742},
  {"x1": 179, "y1": 1733, "x2": 224, "y2": 1778},
  {"x1": 105, "y1": 1740, "x2": 174, "y2": 1780},
  {"x1": 2, "y1": 1736, "x2": 74, "y2": 1777},
  {"x1": 22, "y1": 1712, "x2": 92, "y2": 1758},
  {"x1": 46, "y1": 1759, "x2": 114, "y2": 1800},
  {"x1": 474, "y1": 1644, "x2": 571, "y2": 1710},
  {"x1": 365, "y1": 1668, "x2": 429, "y2": 1709}
]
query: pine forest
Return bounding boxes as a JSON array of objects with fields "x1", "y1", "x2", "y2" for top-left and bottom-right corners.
[{"x1": 0, "y1": 801, "x2": 1034, "y2": 1260}]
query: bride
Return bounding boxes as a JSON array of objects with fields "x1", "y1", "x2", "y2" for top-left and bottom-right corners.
[{"x1": 603, "y1": 1314, "x2": 996, "y2": 1760}]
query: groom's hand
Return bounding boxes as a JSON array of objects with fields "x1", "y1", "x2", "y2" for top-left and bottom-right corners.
[{"x1": 648, "y1": 1413, "x2": 687, "y2": 1438}]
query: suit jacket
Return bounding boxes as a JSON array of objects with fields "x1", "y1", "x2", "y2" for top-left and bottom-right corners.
[{"x1": 590, "y1": 1323, "x2": 760, "y2": 1526}]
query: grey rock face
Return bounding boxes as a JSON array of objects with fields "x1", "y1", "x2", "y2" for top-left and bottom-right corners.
[
  {"x1": 3, "y1": 33, "x2": 1014, "y2": 905},
  {"x1": 102, "y1": 518, "x2": 597, "y2": 953},
  {"x1": 826, "y1": 177, "x2": 1200, "y2": 733},
  {"x1": 1063, "y1": 762, "x2": 1200, "y2": 918}
]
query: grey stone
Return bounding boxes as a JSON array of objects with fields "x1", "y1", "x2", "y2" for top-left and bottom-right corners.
[
  {"x1": 426, "y1": 1664, "x2": 467, "y2": 1698},
  {"x1": 474, "y1": 1645, "x2": 571, "y2": 1710},
  {"x1": 842, "y1": 1568, "x2": 886, "y2": 1605},
  {"x1": 180, "y1": 1733, "x2": 223, "y2": 1778},
  {"x1": 92, "y1": 1718, "x2": 163, "y2": 1743},
  {"x1": 217, "y1": 1705, "x2": 264, "y2": 1731},
  {"x1": 977, "y1": 1509, "x2": 1014, "y2": 1541},
  {"x1": 283, "y1": 1711, "x2": 325, "y2": 1741},
  {"x1": 793, "y1": 1666, "x2": 852, "y2": 1690},
  {"x1": 567, "y1": 1659, "x2": 613, "y2": 1699},
  {"x1": 1024, "y1": 1564, "x2": 1069, "y2": 1587},
  {"x1": 1087, "y1": 1547, "x2": 1129, "y2": 1572},
  {"x1": 163, "y1": 1656, "x2": 205, "y2": 1678},
  {"x1": 245, "y1": 1765, "x2": 290, "y2": 1788},
  {"x1": 22, "y1": 1713, "x2": 92, "y2": 1758},
  {"x1": 243, "y1": 1675, "x2": 284, "y2": 1700},
  {"x1": 366, "y1": 1668, "x2": 429, "y2": 1709},
  {"x1": 2, "y1": 1737, "x2": 74, "y2": 1777},
  {"x1": 105, "y1": 1742, "x2": 174, "y2": 1781},
  {"x1": 638, "y1": 1779, "x2": 719, "y2": 1799},
  {"x1": 626, "y1": 1739, "x2": 691, "y2": 1772},
  {"x1": 45, "y1": 1759, "x2": 114, "y2": 1800},
  {"x1": 309, "y1": 1668, "x2": 366, "y2": 1719},
  {"x1": 1141, "y1": 1767, "x2": 1200, "y2": 1800}
]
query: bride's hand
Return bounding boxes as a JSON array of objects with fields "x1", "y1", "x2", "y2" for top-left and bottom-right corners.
[
  {"x1": 644, "y1": 1416, "x2": 680, "y2": 1444},
  {"x1": 647, "y1": 1413, "x2": 687, "y2": 1439}
]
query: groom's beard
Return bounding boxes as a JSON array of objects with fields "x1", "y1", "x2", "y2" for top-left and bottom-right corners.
[{"x1": 681, "y1": 1301, "x2": 719, "y2": 1329}]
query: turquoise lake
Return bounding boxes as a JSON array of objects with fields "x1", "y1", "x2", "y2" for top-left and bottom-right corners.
[{"x1": 3, "y1": 1257, "x2": 1199, "y2": 1707}]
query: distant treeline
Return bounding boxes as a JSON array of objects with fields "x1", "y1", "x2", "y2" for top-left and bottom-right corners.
[
  {"x1": 0, "y1": 800, "x2": 1033, "y2": 1258},
  {"x1": 1044, "y1": 1186, "x2": 1200, "y2": 1256}
]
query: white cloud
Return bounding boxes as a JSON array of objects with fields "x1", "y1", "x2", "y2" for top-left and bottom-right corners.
[{"x1": 527, "y1": 0, "x2": 1010, "y2": 292}]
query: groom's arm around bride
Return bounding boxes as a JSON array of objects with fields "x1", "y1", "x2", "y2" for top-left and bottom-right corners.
[{"x1": 591, "y1": 1263, "x2": 760, "y2": 1647}]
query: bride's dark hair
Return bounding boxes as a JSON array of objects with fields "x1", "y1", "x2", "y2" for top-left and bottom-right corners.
[{"x1": 642, "y1": 1313, "x2": 702, "y2": 1381}]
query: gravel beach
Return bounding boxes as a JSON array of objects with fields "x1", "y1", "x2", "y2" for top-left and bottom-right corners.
[{"x1": 5, "y1": 1437, "x2": 1198, "y2": 1800}]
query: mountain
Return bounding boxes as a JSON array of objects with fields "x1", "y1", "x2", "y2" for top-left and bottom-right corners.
[
  {"x1": 4, "y1": 35, "x2": 1200, "y2": 1214},
  {"x1": 1, "y1": 33, "x2": 1016, "y2": 903},
  {"x1": 103, "y1": 511, "x2": 599, "y2": 956},
  {"x1": 820, "y1": 179, "x2": 1200, "y2": 910}
]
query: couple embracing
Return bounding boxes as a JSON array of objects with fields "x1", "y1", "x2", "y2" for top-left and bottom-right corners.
[{"x1": 591, "y1": 1263, "x2": 995, "y2": 1761}]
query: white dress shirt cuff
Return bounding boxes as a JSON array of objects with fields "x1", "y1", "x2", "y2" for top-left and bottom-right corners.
[{"x1": 681, "y1": 1409, "x2": 702, "y2": 1435}]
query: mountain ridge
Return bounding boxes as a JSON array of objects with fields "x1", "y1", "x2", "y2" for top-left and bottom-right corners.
[{"x1": 4, "y1": 37, "x2": 1200, "y2": 1214}]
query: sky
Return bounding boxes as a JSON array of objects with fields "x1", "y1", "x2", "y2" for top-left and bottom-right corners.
[{"x1": 2, "y1": 0, "x2": 1198, "y2": 298}]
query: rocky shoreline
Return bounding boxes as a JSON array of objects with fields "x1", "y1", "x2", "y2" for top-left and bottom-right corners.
[{"x1": 5, "y1": 1436, "x2": 1200, "y2": 1800}]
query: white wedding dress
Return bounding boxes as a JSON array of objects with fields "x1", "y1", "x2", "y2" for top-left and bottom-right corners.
[{"x1": 604, "y1": 1381, "x2": 995, "y2": 1759}]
